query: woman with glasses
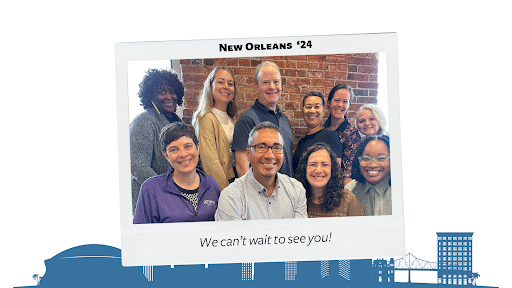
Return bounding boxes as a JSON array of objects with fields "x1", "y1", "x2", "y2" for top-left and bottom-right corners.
[
  {"x1": 295, "y1": 143, "x2": 365, "y2": 218},
  {"x1": 192, "y1": 67, "x2": 238, "y2": 191},
  {"x1": 292, "y1": 91, "x2": 343, "y2": 174},
  {"x1": 346, "y1": 135, "x2": 391, "y2": 215},
  {"x1": 133, "y1": 122, "x2": 221, "y2": 224},
  {"x1": 130, "y1": 68, "x2": 185, "y2": 213}
]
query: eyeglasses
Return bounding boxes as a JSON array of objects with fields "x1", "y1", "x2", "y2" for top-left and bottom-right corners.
[
  {"x1": 358, "y1": 155, "x2": 390, "y2": 166},
  {"x1": 249, "y1": 143, "x2": 284, "y2": 154}
]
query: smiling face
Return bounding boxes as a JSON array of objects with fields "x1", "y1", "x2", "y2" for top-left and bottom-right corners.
[
  {"x1": 163, "y1": 136, "x2": 200, "y2": 176},
  {"x1": 303, "y1": 95, "x2": 325, "y2": 134},
  {"x1": 328, "y1": 89, "x2": 351, "y2": 120},
  {"x1": 152, "y1": 85, "x2": 178, "y2": 117},
  {"x1": 306, "y1": 149, "x2": 332, "y2": 193},
  {"x1": 255, "y1": 66, "x2": 282, "y2": 110},
  {"x1": 360, "y1": 139, "x2": 390, "y2": 185},
  {"x1": 246, "y1": 128, "x2": 284, "y2": 183},
  {"x1": 357, "y1": 108, "x2": 381, "y2": 136},
  {"x1": 212, "y1": 69, "x2": 235, "y2": 111}
]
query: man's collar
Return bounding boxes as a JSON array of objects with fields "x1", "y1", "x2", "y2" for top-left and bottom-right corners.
[
  {"x1": 247, "y1": 168, "x2": 279, "y2": 196},
  {"x1": 253, "y1": 99, "x2": 281, "y2": 114}
]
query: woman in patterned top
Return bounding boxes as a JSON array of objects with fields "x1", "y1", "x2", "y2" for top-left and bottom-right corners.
[
  {"x1": 295, "y1": 143, "x2": 365, "y2": 218},
  {"x1": 324, "y1": 84, "x2": 362, "y2": 186},
  {"x1": 133, "y1": 122, "x2": 221, "y2": 223}
]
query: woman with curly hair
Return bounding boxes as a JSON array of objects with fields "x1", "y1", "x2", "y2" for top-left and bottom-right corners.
[
  {"x1": 129, "y1": 68, "x2": 185, "y2": 213},
  {"x1": 295, "y1": 143, "x2": 365, "y2": 217},
  {"x1": 192, "y1": 67, "x2": 238, "y2": 190}
]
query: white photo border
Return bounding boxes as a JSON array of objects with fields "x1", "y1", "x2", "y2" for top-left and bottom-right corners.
[{"x1": 115, "y1": 33, "x2": 404, "y2": 267}]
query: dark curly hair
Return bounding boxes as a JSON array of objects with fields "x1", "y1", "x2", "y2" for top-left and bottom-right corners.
[
  {"x1": 138, "y1": 68, "x2": 185, "y2": 109},
  {"x1": 351, "y1": 134, "x2": 390, "y2": 183},
  {"x1": 295, "y1": 143, "x2": 345, "y2": 212}
]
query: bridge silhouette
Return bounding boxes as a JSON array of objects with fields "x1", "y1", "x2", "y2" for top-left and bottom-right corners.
[{"x1": 394, "y1": 252, "x2": 437, "y2": 283}]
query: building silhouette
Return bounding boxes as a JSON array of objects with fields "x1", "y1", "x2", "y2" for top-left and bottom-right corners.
[
  {"x1": 17, "y1": 232, "x2": 499, "y2": 287},
  {"x1": 437, "y1": 232, "x2": 473, "y2": 285}
]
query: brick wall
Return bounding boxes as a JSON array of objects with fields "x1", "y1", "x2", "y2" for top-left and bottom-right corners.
[{"x1": 180, "y1": 54, "x2": 379, "y2": 150}]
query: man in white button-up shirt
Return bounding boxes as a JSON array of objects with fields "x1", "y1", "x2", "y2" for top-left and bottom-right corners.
[{"x1": 215, "y1": 122, "x2": 307, "y2": 220}]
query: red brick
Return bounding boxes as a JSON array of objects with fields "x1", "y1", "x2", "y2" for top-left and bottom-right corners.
[
  {"x1": 358, "y1": 65, "x2": 378, "y2": 74},
  {"x1": 286, "y1": 55, "x2": 307, "y2": 61},
  {"x1": 250, "y1": 59, "x2": 262, "y2": 67},
  {"x1": 325, "y1": 71, "x2": 347, "y2": 80},
  {"x1": 183, "y1": 109, "x2": 193, "y2": 117},
  {"x1": 285, "y1": 86, "x2": 300, "y2": 94},
  {"x1": 358, "y1": 82, "x2": 379, "y2": 89},
  {"x1": 348, "y1": 73, "x2": 369, "y2": 81},
  {"x1": 297, "y1": 61, "x2": 308, "y2": 69},
  {"x1": 311, "y1": 78, "x2": 334, "y2": 87},
  {"x1": 297, "y1": 70, "x2": 307, "y2": 78},
  {"x1": 308, "y1": 62, "x2": 320, "y2": 69},
  {"x1": 293, "y1": 110, "x2": 304, "y2": 118},
  {"x1": 325, "y1": 55, "x2": 347, "y2": 63},
  {"x1": 238, "y1": 58, "x2": 251, "y2": 67},
  {"x1": 286, "y1": 77, "x2": 310, "y2": 87},
  {"x1": 307, "y1": 70, "x2": 324, "y2": 78},
  {"x1": 307, "y1": 55, "x2": 326, "y2": 62},
  {"x1": 282, "y1": 69, "x2": 296, "y2": 77}
]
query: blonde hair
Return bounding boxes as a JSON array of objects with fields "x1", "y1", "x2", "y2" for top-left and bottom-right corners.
[
  {"x1": 192, "y1": 67, "x2": 238, "y2": 132},
  {"x1": 355, "y1": 104, "x2": 388, "y2": 135}
]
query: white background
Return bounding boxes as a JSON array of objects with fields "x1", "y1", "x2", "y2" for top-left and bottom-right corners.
[{"x1": 2, "y1": 1, "x2": 509, "y2": 287}]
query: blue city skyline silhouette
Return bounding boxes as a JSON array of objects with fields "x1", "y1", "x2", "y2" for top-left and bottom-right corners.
[{"x1": 15, "y1": 232, "x2": 498, "y2": 288}]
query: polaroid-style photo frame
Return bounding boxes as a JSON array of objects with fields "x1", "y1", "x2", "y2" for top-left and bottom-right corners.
[{"x1": 115, "y1": 33, "x2": 404, "y2": 267}]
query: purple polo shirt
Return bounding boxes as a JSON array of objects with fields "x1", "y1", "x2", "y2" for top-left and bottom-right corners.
[{"x1": 133, "y1": 168, "x2": 221, "y2": 224}]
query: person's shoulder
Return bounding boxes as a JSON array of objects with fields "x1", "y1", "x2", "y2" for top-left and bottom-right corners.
[
  {"x1": 130, "y1": 110, "x2": 160, "y2": 128},
  {"x1": 278, "y1": 173, "x2": 304, "y2": 190},
  {"x1": 219, "y1": 179, "x2": 245, "y2": 202},
  {"x1": 342, "y1": 189, "x2": 358, "y2": 199},
  {"x1": 198, "y1": 111, "x2": 219, "y2": 127},
  {"x1": 237, "y1": 106, "x2": 259, "y2": 120},
  {"x1": 140, "y1": 172, "x2": 168, "y2": 191},
  {"x1": 346, "y1": 122, "x2": 359, "y2": 133},
  {"x1": 199, "y1": 170, "x2": 220, "y2": 188}
]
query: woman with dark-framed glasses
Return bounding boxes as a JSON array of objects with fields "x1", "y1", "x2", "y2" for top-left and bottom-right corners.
[{"x1": 345, "y1": 135, "x2": 391, "y2": 215}]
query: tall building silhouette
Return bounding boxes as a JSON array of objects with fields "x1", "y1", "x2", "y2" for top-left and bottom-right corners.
[{"x1": 437, "y1": 232, "x2": 473, "y2": 285}]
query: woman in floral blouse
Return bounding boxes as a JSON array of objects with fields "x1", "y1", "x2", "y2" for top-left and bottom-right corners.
[{"x1": 324, "y1": 84, "x2": 361, "y2": 186}]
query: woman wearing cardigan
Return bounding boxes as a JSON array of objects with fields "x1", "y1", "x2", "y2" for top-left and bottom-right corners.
[{"x1": 192, "y1": 67, "x2": 239, "y2": 190}]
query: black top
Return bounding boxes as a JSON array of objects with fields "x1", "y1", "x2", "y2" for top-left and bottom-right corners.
[
  {"x1": 232, "y1": 99, "x2": 294, "y2": 176},
  {"x1": 292, "y1": 128, "x2": 344, "y2": 172}
]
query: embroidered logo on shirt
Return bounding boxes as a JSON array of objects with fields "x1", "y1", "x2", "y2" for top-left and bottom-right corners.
[{"x1": 203, "y1": 200, "x2": 216, "y2": 206}]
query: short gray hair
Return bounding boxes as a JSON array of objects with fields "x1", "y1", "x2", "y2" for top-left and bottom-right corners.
[
  {"x1": 254, "y1": 61, "x2": 281, "y2": 85},
  {"x1": 247, "y1": 121, "x2": 284, "y2": 148}
]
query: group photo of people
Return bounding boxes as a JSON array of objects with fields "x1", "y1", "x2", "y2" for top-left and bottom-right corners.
[{"x1": 128, "y1": 54, "x2": 392, "y2": 224}]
